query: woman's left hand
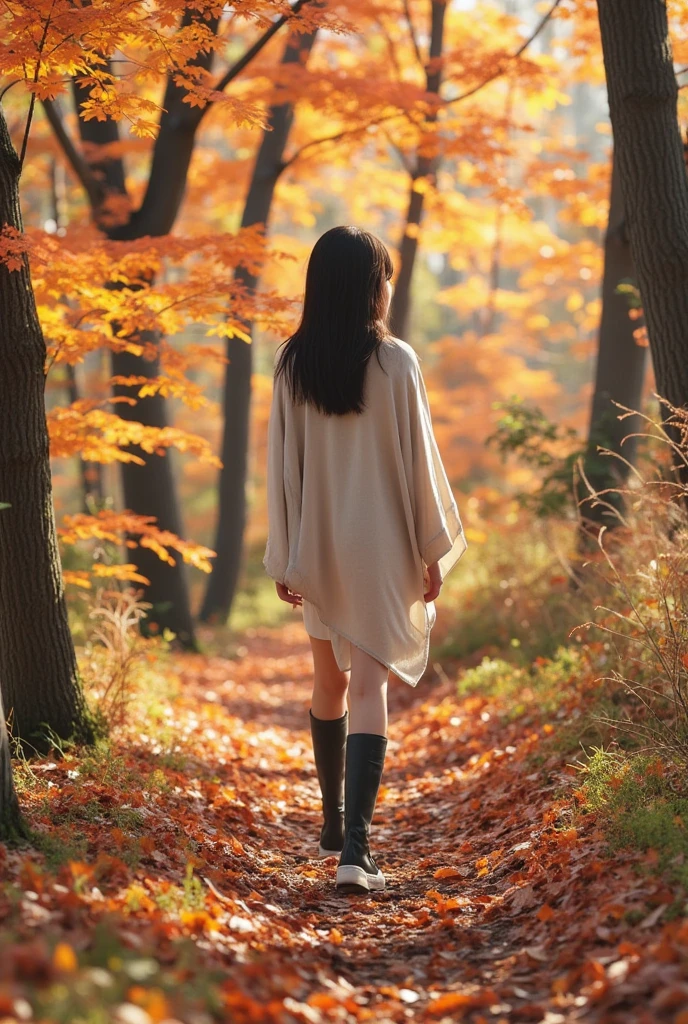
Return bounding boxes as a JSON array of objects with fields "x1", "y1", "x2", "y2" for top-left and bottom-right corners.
[{"x1": 276, "y1": 582, "x2": 303, "y2": 607}]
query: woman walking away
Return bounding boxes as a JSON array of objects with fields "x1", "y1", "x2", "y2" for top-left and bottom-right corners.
[{"x1": 263, "y1": 226, "x2": 467, "y2": 894}]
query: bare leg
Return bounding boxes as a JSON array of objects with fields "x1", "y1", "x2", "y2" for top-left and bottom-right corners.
[
  {"x1": 348, "y1": 644, "x2": 389, "y2": 737},
  {"x1": 309, "y1": 636, "x2": 350, "y2": 720}
]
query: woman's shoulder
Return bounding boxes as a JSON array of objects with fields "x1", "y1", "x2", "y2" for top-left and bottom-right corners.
[{"x1": 378, "y1": 337, "x2": 421, "y2": 375}]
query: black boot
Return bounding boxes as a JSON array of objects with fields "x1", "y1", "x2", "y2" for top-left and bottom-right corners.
[
  {"x1": 309, "y1": 709, "x2": 347, "y2": 857},
  {"x1": 336, "y1": 732, "x2": 387, "y2": 893}
]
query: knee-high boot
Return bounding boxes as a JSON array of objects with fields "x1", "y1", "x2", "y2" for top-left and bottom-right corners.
[
  {"x1": 309, "y1": 709, "x2": 348, "y2": 857},
  {"x1": 336, "y1": 732, "x2": 387, "y2": 893}
]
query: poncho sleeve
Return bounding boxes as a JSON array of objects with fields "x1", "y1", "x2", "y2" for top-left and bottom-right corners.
[
  {"x1": 407, "y1": 354, "x2": 467, "y2": 582},
  {"x1": 263, "y1": 369, "x2": 290, "y2": 587}
]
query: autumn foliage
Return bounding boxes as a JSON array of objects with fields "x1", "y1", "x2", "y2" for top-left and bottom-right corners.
[{"x1": 3, "y1": 0, "x2": 688, "y2": 1019}]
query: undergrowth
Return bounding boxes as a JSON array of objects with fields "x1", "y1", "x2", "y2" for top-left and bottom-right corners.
[{"x1": 575, "y1": 749, "x2": 688, "y2": 894}]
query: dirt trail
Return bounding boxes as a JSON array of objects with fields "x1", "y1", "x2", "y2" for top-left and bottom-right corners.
[
  {"x1": 4, "y1": 620, "x2": 684, "y2": 1023},
  {"x1": 170, "y1": 622, "x2": 683, "y2": 1023}
]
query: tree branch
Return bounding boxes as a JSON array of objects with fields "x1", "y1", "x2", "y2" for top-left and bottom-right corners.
[
  {"x1": 198, "y1": 0, "x2": 313, "y2": 128},
  {"x1": 42, "y1": 97, "x2": 104, "y2": 208},
  {"x1": 402, "y1": 0, "x2": 424, "y2": 70},
  {"x1": 445, "y1": 0, "x2": 562, "y2": 108},
  {"x1": 280, "y1": 124, "x2": 371, "y2": 171},
  {"x1": 281, "y1": 0, "x2": 561, "y2": 171},
  {"x1": 19, "y1": 6, "x2": 53, "y2": 170}
]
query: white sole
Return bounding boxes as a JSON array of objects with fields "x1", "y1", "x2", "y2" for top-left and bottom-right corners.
[
  {"x1": 336, "y1": 864, "x2": 386, "y2": 893},
  {"x1": 317, "y1": 845, "x2": 342, "y2": 858}
]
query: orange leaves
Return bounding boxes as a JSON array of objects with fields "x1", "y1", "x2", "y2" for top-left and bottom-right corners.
[
  {"x1": 433, "y1": 865, "x2": 464, "y2": 879},
  {"x1": 28, "y1": 225, "x2": 284, "y2": 369},
  {"x1": 425, "y1": 888, "x2": 467, "y2": 913},
  {"x1": 108, "y1": 375, "x2": 209, "y2": 409},
  {"x1": 52, "y1": 943, "x2": 78, "y2": 973},
  {"x1": 59, "y1": 510, "x2": 215, "y2": 574},
  {"x1": 0, "y1": 225, "x2": 27, "y2": 272},
  {"x1": 427, "y1": 988, "x2": 499, "y2": 1016},
  {"x1": 536, "y1": 903, "x2": 556, "y2": 922},
  {"x1": 48, "y1": 403, "x2": 221, "y2": 466},
  {"x1": 0, "y1": 0, "x2": 291, "y2": 134}
]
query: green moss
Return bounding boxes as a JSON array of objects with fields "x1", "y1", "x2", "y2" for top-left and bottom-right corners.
[{"x1": 578, "y1": 749, "x2": 688, "y2": 890}]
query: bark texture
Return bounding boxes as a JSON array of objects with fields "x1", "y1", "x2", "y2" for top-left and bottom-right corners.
[
  {"x1": 597, "y1": 0, "x2": 688, "y2": 420},
  {"x1": 200, "y1": 31, "x2": 318, "y2": 623},
  {"x1": 388, "y1": 0, "x2": 446, "y2": 340},
  {"x1": 0, "y1": 107, "x2": 93, "y2": 752},
  {"x1": 0, "y1": 682, "x2": 26, "y2": 843},
  {"x1": 579, "y1": 153, "x2": 648, "y2": 530}
]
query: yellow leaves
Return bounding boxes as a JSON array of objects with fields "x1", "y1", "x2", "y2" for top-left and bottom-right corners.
[
  {"x1": 524, "y1": 84, "x2": 571, "y2": 119},
  {"x1": 464, "y1": 527, "x2": 487, "y2": 544},
  {"x1": 412, "y1": 177, "x2": 432, "y2": 195},
  {"x1": 525, "y1": 313, "x2": 551, "y2": 331}
]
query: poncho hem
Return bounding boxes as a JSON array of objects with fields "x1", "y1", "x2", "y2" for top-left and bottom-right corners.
[{"x1": 289, "y1": 571, "x2": 425, "y2": 688}]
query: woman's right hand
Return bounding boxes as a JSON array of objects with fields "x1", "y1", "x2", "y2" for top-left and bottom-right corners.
[{"x1": 423, "y1": 560, "x2": 442, "y2": 603}]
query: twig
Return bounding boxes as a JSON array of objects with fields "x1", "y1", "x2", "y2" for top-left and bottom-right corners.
[
  {"x1": 402, "y1": 0, "x2": 424, "y2": 69},
  {"x1": 41, "y1": 98, "x2": 104, "y2": 208},
  {"x1": 201, "y1": 0, "x2": 313, "y2": 125},
  {"x1": 444, "y1": 0, "x2": 562, "y2": 109},
  {"x1": 281, "y1": 0, "x2": 562, "y2": 169},
  {"x1": 19, "y1": 3, "x2": 54, "y2": 170}
]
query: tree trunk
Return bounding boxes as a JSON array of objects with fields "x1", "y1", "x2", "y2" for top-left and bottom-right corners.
[
  {"x1": 596, "y1": 0, "x2": 688, "y2": 422},
  {"x1": 70, "y1": 68, "x2": 201, "y2": 646},
  {"x1": 0, "y1": 107, "x2": 94, "y2": 753},
  {"x1": 579, "y1": 152, "x2": 648, "y2": 530},
  {"x1": 200, "y1": 31, "x2": 318, "y2": 623},
  {"x1": 388, "y1": 0, "x2": 446, "y2": 340},
  {"x1": 112, "y1": 339, "x2": 196, "y2": 646},
  {"x1": 0, "y1": 682, "x2": 27, "y2": 843},
  {"x1": 65, "y1": 363, "x2": 104, "y2": 511}
]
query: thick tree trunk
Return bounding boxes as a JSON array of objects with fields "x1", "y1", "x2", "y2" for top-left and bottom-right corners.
[
  {"x1": 0, "y1": 683, "x2": 26, "y2": 843},
  {"x1": 200, "y1": 31, "x2": 317, "y2": 623},
  {"x1": 0, "y1": 108, "x2": 94, "y2": 752},
  {"x1": 597, "y1": 0, "x2": 688, "y2": 422},
  {"x1": 579, "y1": 153, "x2": 648, "y2": 530},
  {"x1": 388, "y1": 0, "x2": 446, "y2": 340}
]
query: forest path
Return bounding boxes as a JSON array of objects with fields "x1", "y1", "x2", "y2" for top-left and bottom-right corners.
[{"x1": 170, "y1": 620, "x2": 673, "y2": 1023}]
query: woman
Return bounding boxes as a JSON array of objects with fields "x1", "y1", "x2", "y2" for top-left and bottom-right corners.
[{"x1": 264, "y1": 226, "x2": 466, "y2": 894}]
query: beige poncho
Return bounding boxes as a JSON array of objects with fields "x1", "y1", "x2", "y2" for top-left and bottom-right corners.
[{"x1": 263, "y1": 338, "x2": 467, "y2": 687}]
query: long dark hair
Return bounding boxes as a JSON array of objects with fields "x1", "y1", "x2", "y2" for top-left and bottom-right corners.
[{"x1": 274, "y1": 226, "x2": 394, "y2": 416}]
